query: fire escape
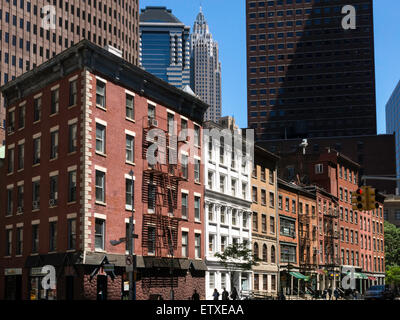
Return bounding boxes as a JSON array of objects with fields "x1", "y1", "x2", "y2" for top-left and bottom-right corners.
[
  {"x1": 141, "y1": 115, "x2": 185, "y2": 288},
  {"x1": 299, "y1": 211, "x2": 312, "y2": 272},
  {"x1": 323, "y1": 206, "x2": 340, "y2": 273}
]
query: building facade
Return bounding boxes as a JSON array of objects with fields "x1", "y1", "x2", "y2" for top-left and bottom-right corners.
[
  {"x1": 0, "y1": 40, "x2": 209, "y2": 300},
  {"x1": 0, "y1": 0, "x2": 140, "y2": 146},
  {"x1": 251, "y1": 145, "x2": 279, "y2": 298},
  {"x1": 386, "y1": 80, "x2": 400, "y2": 192},
  {"x1": 246, "y1": 0, "x2": 376, "y2": 141},
  {"x1": 384, "y1": 195, "x2": 400, "y2": 228},
  {"x1": 276, "y1": 146, "x2": 386, "y2": 294},
  {"x1": 203, "y1": 117, "x2": 253, "y2": 300},
  {"x1": 190, "y1": 7, "x2": 222, "y2": 122},
  {"x1": 277, "y1": 179, "x2": 316, "y2": 296},
  {"x1": 139, "y1": 7, "x2": 191, "y2": 89}
]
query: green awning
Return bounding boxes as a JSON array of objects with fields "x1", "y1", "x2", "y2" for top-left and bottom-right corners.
[{"x1": 289, "y1": 271, "x2": 308, "y2": 280}]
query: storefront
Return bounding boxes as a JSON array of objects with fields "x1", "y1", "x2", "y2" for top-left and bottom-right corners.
[{"x1": 4, "y1": 268, "x2": 22, "y2": 300}]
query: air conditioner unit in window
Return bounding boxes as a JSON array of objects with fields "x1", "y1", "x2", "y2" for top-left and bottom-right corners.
[
  {"x1": 32, "y1": 201, "x2": 39, "y2": 210},
  {"x1": 148, "y1": 118, "x2": 158, "y2": 128},
  {"x1": 49, "y1": 198, "x2": 57, "y2": 207},
  {"x1": 17, "y1": 206, "x2": 23, "y2": 214}
]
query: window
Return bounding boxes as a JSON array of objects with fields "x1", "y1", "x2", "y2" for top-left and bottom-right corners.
[
  {"x1": 32, "y1": 181, "x2": 40, "y2": 208},
  {"x1": 252, "y1": 187, "x2": 258, "y2": 202},
  {"x1": 209, "y1": 272, "x2": 215, "y2": 289},
  {"x1": 49, "y1": 222, "x2": 57, "y2": 252},
  {"x1": 315, "y1": 164, "x2": 323, "y2": 174},
  {"x1": 269, "y1": 192, "x2": 275, "y2": 208},
  {"x1": 207, "y1": 171, "x2": 213, "y2": 189},
  {"x1": 68, "y1": 171, "x2": 77, "y2": 202},
  {"x1": 243, "y1": 212, "x2": 248, "y2": 229},
  {"x1": 95, "y1": 170, "x2": 105, "y2": 203},
  {"x1": 281, "y1": 244, "x2": 296, "y2": 263},
  {"x1": 96, "y1": 80, "x2": 106, "y2": 107},
  {"x1": 17, "y1": 185, "x2": 24, "y2": 211},
  {"x1": 219, "y1": 137, "x2": 224, "y2": 163},
  {"x1": 181, "y1": 154, "x2": 188, "y2": 179},
  {"x1": 18, "y1": 105, "x2": 25, "y2": 128},
  {"x1": 182, "y1": 232, "x2": 188, "y2": 257},
  {"x1": 33, "y1": 137, "x2": 40, "y2": 164},
  {"x1": 221, "y1": 206, "x2": 226, "y2": 224},
  {"x1": 253, "y1": 213, "x2": 258, "y2": 232},
  {"x1": 68, "y1": 123, "x2": 78, "y2": 153},
  {"x1": 32, "y1": 224, "x2": 39, "y2": 253},
  {"x1": 232, "y1": 209, "x2": 238, "y2": 226},
  {"x1": 95, "y1": 123, "x2": 106, "y2": 153},
  {"x1": 125, "y1": 178, "x2": 134, "y2": 209},
  {"x1": 16, "y1": 227, "x2": 23, "y2": 255},
  {"x1": 263, "y1": 244, "x2": 268, "y2": 262},
  {"x1": 7, "y1": 148, "x2": 14, "y2": 173},
  {"x1": 280, "y1": 218, "x2": 296, "y2": 237},
  {"x1": 7, "y1": 187, "x2": 13, "y2": 215},
  {"x1": 6, "y1": 230, "x2": 12, "y2": 256},
  {"x1": 242, "y1": 183, "x2": 247, "y2": 199},
  {"x1": 148, "y1": 104, "x2": 155, "y2": 120},
  {"x1": 209, "y1": 234, "x2": 215, "y2": 253},
  {"x1": 194, "y1": 125, "x2": 200, "y2": 146},
  {"x1": 195, "y1": 234, "x2": 201, "y2": 258},
  {"x1": 208, "y1": 204, "x2": 214, "y2": 222},
  {"x1": 194, "y1": 196, "x2": 201, "y2": 221},
  {"x1": 126, "y1": 94, "x2": 134, "y2": 119},
  {"x1": 51, "y1": 88, "x2": 59, "y2": 114},
  {"x1": 17, "y1": 143, "x2": 24, "y2": 170},
  {"x1": 50, "y1": 130, "x2": 58, "y2": 159},
  {"x1": 194, "y1": 159, "x2": 200, "y2": 183},
  {"x1": 67, "y1": 219, "x2": 76, "y2": 250},
  {"x1": 181, "y1": 193, "x2": 188, "y2": 219},
  {"x1": 220, "y1": 175, "x2": 225, "y2": 193},
  {"x1": 221, "y1": 236, "x2": 227, "y2": 252},
  {"x1": 33, "y1": 97, "x2": 41, "y2": 122},
  {"x1": 126, "y1": 135, "x2": 134, "y2": 162},
  {"x1": 262, "y1": 214, "x2": 267, "y2": 233},
  {"x1": 49, "y1": 175, "x2": 58, "y2": 203},
  {"x1": 261, "y1": 190, "x2": 266, "y2": 205},
  {"x1": 69, "y1": 80, "x2": 77, "y2": 106},
  {"x1": 270, "y1": 217, "x2": 275, "y2": 234},
  {"x1": 95, "y1": 219, "x2": 105, "y2": 250},
  {"x1": 147, "y1": 226, "x2": 155, "y2": 254}
]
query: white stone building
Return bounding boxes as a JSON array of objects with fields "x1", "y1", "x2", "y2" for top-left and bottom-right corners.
[{"x1": 203, "y1": 117, "x2": 253, "y2": 300}]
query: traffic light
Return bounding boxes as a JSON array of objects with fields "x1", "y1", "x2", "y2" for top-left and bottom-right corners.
[
  {"x1": 365, "y1": 186, "x2": 379, "y2": 211},
  {"x1": 352, "y1": 187, "x2": 367, "y2": 211}
]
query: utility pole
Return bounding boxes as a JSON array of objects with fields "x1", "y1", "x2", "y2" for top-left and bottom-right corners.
[{"x1": 128, "y1": 169, "x2": 136, "y2": 301}]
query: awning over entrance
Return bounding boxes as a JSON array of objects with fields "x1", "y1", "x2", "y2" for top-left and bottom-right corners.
[
  {"x1": 342, "y1": 271, "x2": 368, "y2": 279},
  {"x1": 289, "y1": 271, "x2": 309, "y2": 280},
  {"x1": 368, "y1": 276, "x2": 377, "y2": 281}
]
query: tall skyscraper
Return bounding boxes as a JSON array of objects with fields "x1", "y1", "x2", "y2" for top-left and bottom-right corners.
[
  {"x1": 191, "y1": 7, "x2": 222, "y2": 122},
  {"x1": 246, "y1": 0, "x2": 376, "y2": 141},
  {"x1": 0, "y1": 0, "x2": 140, "y2": 146},
  {"x1": 386, "y1": 80, "x2": 400, "y2": 192},
  {"x1": 139, "y1": 7, "x2": 191, "y2": 89}
]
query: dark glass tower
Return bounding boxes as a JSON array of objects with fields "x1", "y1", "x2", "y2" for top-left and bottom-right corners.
[{"x1": 246, "y1": 0, "x2": 376, "y2": 141}]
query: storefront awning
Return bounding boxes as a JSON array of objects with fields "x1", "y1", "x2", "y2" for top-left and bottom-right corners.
[
  {"x1": 342, "y1": 271, "x2": 368, "y2": 279},
  {"x1": 368, "y1": 276, "x2": 377, "y2": 281},
  {"x1": 289, "y1": 271, "x2": 309, "y2": 280}
]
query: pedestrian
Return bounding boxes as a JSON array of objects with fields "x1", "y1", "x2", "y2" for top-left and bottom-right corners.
[
  {"x1": 213, "y1": 288, "x2": 220, "y2": 300},
  {"x1": 328, "y1": 287, "x2": 332, "y2": 300},
  {"x1": 222, "y1": 287, "x2": 229, "y2": 300},
  {"x1": 230, "y1": 287, "x2": 238, "y2": 300},
  {"x1": 334, "y1": 288, "x2": 339, "y2": 300},
  {"x1": 192, "y1": 289, "x2": 200, "y2": 300},
  {"x1": 322, "y1": 289, "x2": 327, "y2": 300}
]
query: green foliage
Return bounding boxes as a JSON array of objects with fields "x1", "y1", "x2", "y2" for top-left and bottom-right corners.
[
  {"x1": 386, "y1": 265, "x2": 400, "y2": 286},
  {"x1": 214, "y1": 242, "x2": 259, "y2": 272},
  {"x1": 384, "y1": 221, "x2": 400, "y2": 268}
]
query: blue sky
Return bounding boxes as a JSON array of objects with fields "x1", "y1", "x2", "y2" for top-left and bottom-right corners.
[{"x1": 141, "y1": 0, "x2": 400, "y2": 133}]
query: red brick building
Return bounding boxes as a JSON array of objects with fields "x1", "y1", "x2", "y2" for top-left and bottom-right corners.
[
  {"x1": 0, "y1": 40, "x2": 208, "y2": 300},
  {"x1": 276, "y1": 146, "x2": 386, "y2": 294}
]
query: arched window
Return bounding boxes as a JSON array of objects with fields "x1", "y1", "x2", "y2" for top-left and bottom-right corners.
[
  {"x1": 271, "y1": 245, "x2": 276, "y2": 263},
  {"x1": 263, "y1": 244, "x2": 268, "y2": 262},
  {"x1": 253, "y1": 242, "x2": 259, "y2": 259}
]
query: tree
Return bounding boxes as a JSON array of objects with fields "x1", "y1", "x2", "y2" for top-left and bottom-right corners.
[
  {"x1": 214, "y1": 242, "x2": 259, "y2": 295},
  {"x1": 384, "y1": 221, "x2": 400, "y2": 268},
  {"x1": 386, "y1": 265, "x2": 400, "y2": 287}
]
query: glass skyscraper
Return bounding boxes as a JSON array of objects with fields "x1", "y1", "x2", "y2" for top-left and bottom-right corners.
[
  {"x1": 386, "y1": 80, "x2": 400, "y2": 192},
  {"x1": 139, "y1": 7, "x2": 191, "y2": 89}
]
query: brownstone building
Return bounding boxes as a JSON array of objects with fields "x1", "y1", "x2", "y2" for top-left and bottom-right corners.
[
  {"x1": 0, "y1": 0, "x2": 140, "y2": 146},
  {"x1": 0, "y1": 40, "x2": 208, "y2": 300}
]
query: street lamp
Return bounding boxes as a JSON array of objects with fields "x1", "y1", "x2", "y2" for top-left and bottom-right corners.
[{"x1": 110, "y1": 169, "x2": 136, "y2": 300}]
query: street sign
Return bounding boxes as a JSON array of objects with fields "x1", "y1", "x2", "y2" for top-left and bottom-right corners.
[
  {"x1": 103, "y1": 264, "x2": 114, "y2": 272},
  {"x1": 126, "y1": 255, "x2": 133, "y2": 265}
]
